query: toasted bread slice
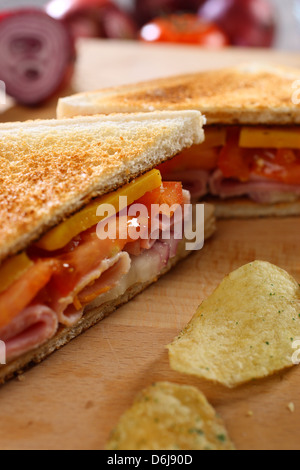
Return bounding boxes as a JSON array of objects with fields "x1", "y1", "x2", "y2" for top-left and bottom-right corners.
[
  {"x1": 0, "y1": 111, "x2": 204, "y2": 264},
  {"x1": 0, "y1": 110, "x2": 213, "y2": 383},
  {"x1": 57, "y1": 63, "x2": 300, "y2": 125},
  {"x1": 57, "y1": 64, "x2": 300, "y2": 218},
  {"x1": 212, "y1": 198, "x2": 300, "y2": 219}
]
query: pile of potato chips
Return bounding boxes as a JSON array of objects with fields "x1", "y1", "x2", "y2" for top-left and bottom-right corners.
[{"x1": 107, "y1": 261, "x2": 300, "y2": 450}]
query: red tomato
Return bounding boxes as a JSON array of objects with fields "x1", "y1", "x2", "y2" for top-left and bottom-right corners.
[
  {"x1": 158, "y1": 146, "x2": 220, "y2": 175},
  {"x1": 218, "y1": 128, "x2": 252, "y2": 181},
  {"x1": 140, "y1": 13, "x2": 229, "y2": 46},
  {"x1": 48, "y1": 228, "x2": 130, "y2": 297},
  {"x1": 41, "y1": 182, "x2": 184, "y2": 297},
  {"x1": 134, "y1": 0, "x2": 205, "y2": 27},
  {"x1": 218, "y1": 129, "x2": 300, "y2": 185},
  {"x1": 2, "y1": 181, "x2": 184, "y2": 316},
  {"x1": 136, "y1": 182, "x2": 184, "y2": 210},
  {"x1": 252, "y1": 149, "x2": 300, "y2": 185},
  {"x1": 0, "y1": 260, "x2": 56, "y2": 328}
]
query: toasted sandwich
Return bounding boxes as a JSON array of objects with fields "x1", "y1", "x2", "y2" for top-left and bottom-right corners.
[
  {"x1": 57, "y1": 64, "x2": 300, "y2": 218},
  {"x1": 0, "y1": 111, "x2": 215, "y2": 383}
]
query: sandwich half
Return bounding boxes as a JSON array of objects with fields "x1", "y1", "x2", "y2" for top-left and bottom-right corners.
[
  {"x1": 57, "y1": 64, "x2": 300, "y2": 218},
  {"x1": 0, "y1": 111, "x2": 215, "y2": 383}
]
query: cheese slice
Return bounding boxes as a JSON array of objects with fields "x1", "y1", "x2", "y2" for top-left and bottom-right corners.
[
  {"x1": 36, "y1": 170, "x2": 162, "y2": 252},
  {"x1": 0, "y1": 252, "x2": 33, "y2": 295},
  {"x1": 239, "y1": 127, "x2": 300, "y2": 149}
]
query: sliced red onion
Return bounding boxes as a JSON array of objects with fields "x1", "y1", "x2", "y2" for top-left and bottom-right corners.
[{"x1": 0, "y1": 9, "x2": 75, "y2": 105}]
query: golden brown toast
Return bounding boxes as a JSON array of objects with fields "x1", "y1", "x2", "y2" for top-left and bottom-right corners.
[
  {"x1": 0, "y1": 111, "x2": 204, "y2": 264},
  {"x1": 57, "y1": 63, "x2": 300, "y2": 125}
]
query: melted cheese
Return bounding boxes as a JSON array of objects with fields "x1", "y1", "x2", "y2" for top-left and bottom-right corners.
[{"x1": 36, "y1": 170, "x2": 162, "y2": 251}]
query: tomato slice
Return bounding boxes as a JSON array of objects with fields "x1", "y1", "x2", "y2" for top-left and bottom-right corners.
[
  {"x1": 158, "y1": 147, "x2": 220, "y2": 175},
  {"x1": 251, "y1": 148, "x2": 300, "y2": 185},
  {"x1": 0, "y1": 260, "x2": 56, "y2": 329},
  {"x1": 47, "y1": 183, "x2": 184, "y2": 298},
  {"x1": 48, "y1": 226, "x2": 131, "y2": 298},
  {"x1": 136, "y1": 182, "x2": 184, "y2": 210},
  {"x1": 218, "y1": 128, "x2": 252, "y2": 181},
  {"x1": 1, "y1": 181, "x2": 185, "y2": 318},
  {"x1": 217, "y1": 127, "x2": 300, "y2": 184}
]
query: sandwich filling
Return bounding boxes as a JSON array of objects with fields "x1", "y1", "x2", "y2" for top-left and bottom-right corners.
[
  {"x1": 158, "y1": 126, "x2": 300, "y2": 204},
  {"x1": 0, "y1": 170, "x2": 191, "y2": 363}
]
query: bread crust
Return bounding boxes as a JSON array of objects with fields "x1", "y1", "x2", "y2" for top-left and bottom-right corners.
[
  {"x1": 0, "y1": 111, "x2": 204, "y2": 264},
  {"x1": 57, "y1": 63, "x2": 300, "y2": 125},
  {"x1": 208, "y1": 198, "x2": 300, "y2": 218}
]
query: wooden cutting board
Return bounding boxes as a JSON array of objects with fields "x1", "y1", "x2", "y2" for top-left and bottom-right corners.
[{"x1": 0, "y1": 40, "x2": 300, "y2": 451}]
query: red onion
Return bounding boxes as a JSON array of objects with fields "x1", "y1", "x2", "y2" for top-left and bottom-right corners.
[
  {"x1": 198, "y1": 0, "x2": 276, "y2": 47},
  {"x1": 46, "y1": 0, "x2": 137, "y2": 40},
  {"x1": 100, "y1": 6, "x2": 137, "y2": 39},
  {"x1": 46, "y1": 0, "x2": 112, "y2": 19},
  {"x1": 0, "y1": 9, "x2": 75, "y2": 105}
]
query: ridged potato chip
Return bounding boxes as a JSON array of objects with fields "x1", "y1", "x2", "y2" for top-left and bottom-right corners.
[
  {"x1": 167, "y1": 261, "x2": 300, "y2": 388},
  {"x1": 106, "y1": 382, "x2": 234, "y2": 450}
]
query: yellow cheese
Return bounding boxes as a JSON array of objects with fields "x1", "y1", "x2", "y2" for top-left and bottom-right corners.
[
  {"x1": 36, "y1": 169, "x2": 162, "y2": 252},
  {"x1": 239, "y1": 127, "x2": 300, "y2": 149},
  {"x1": 0, "y1": 252, "x2": 33, "y2": 294}
]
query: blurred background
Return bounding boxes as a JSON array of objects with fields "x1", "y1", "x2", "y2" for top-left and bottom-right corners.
[
  {"x1": 0, "y1": 0, "x2": 299, "y2": 106},
  {"x1": 0, "y1": 0, "x2": 299, "y2": 49}
]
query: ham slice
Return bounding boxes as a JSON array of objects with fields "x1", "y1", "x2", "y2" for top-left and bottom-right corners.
[
  {"x1": 125, "y1": 190, "x2": 190, "y2": 257},
  {"x1": 0, "y1": 305, "x2": 58, "y2": 362},
  {"x1": 85, "y1": 240, "x2": 172, "y2": 312},
  {"x1": 49, "y1": 252, "x2": 131, "y2": 327},
  {"x1": 210, "y1": 169, "x2": 300, "y2": 204}
]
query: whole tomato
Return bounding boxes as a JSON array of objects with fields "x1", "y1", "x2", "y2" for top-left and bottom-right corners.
[
  {"x1": 140, "y1": 13, "x2": 229, "y2": 47},
  {"x1": 134, "y1": 0, "x2": 206, "y2": 26}
]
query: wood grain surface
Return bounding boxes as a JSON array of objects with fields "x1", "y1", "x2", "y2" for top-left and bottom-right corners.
[{"x1": 0, "y1": 40, "x2": 300, "y2": 450}]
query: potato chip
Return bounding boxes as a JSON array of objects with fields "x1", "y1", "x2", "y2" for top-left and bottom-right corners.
[
  {"x1": 106, "y1": 382, "x2": 234, "y2": 450},
  {"x1": 167, "y1": 261, "x2": 300, "y2": 388}
]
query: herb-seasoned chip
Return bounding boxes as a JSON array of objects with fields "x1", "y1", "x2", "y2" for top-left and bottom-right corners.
[
  {"x1": 167, "y1": 261, "x2": 300, "y2": 388},
  {"x1": 106, "y1": 382, "x2": 234, "y2": 450}
]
